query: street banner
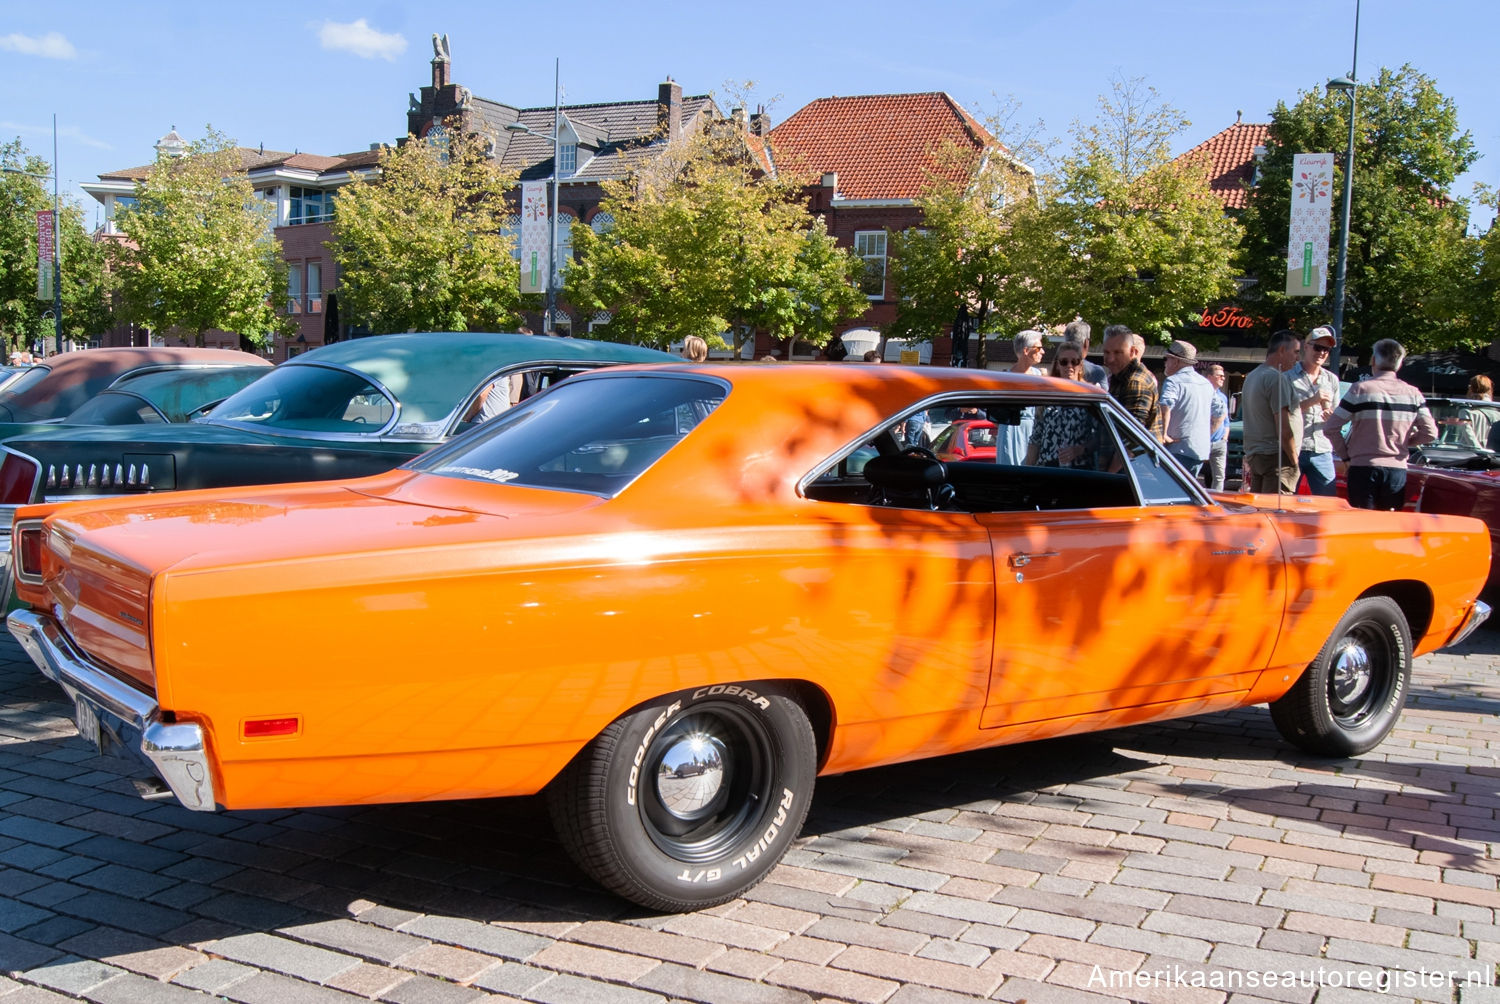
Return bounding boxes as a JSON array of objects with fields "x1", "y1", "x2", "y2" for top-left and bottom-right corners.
[
  {"x1": 1285, "y1": 153, "x2": 1333, "y2": 297},
  {"x1": 36, "y1": 211, "x2": 54, "y2": 301},
  {"x1": 519, "y1": 182, "x2": 548, "y2": 294}
]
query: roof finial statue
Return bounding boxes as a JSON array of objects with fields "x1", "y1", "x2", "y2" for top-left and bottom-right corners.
[{"x1": 432, "y1": 33, "x2": 450, "y2": 60}]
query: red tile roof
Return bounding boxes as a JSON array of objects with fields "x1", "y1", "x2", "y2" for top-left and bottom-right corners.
[
  {"x1": 768, "y1": 93, "x2": 996, "y2": 200},
  {"x1": 1175, "y1": 120, "x2": 1270, "y2": 209}
]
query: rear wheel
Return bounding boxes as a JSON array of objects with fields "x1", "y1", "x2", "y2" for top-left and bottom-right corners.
[
  {"x1": 548, "y1": 683, "x2": 815, "y2": 911},
  {"x1": 1270, "y1": 596, "x2": 1411, "y2": 756}
]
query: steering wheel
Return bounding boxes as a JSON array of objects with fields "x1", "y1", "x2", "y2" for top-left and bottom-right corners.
[{"x1": 902, "y1": 445, "x2": 956, "y2": 510}]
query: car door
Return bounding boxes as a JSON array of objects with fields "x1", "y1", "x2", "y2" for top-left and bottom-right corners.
[{"x1": 972, "y1": 400, "x2": 1286, "y2": 729}]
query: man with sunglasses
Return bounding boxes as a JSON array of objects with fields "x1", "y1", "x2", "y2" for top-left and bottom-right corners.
[{"x1": 1289, "y1": 326, "x2": 1341, "y2": 495}]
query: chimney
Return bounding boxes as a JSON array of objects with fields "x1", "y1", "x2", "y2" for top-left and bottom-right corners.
[
  {"x1": 749, "y1": 105, "x2": 771, "y2": 137},
  {"x1": 432, "y1": 33, "x2": 451, "y2": 89},
  {"x1": 821, "y1": 171, "x2": 838, "y2": 192},
  {"x1": 658, "y1": 77, "x2": 682, "y2": 139}
]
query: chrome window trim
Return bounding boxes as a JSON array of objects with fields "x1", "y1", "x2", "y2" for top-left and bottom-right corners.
[
  {"x1": 440, "y1": 359, "x2": 643, "y2": 439},
  {"x1": 796, "y1": 387, "x2": 1214, "y2": 511}
]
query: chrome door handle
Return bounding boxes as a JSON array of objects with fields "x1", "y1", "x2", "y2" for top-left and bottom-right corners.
[{"x1": 1008, "y1": 551, "x2": 1059, "y2": 568}]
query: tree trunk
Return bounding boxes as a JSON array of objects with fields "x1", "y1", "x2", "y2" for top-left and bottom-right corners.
[{"x1": 974, "y1": 302, "x2": 990, "y2": 370}]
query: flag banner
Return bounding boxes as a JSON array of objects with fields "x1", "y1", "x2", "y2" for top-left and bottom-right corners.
[
  {"x1": 36, "y1": 211, "x2": 54, "y2": 301},
  {"x1": 1285, "y1": 153, "x2": 1333, "y2": 297},
  {"x1": 519, "y1": 182, "x2": 548, "y2": 294}
]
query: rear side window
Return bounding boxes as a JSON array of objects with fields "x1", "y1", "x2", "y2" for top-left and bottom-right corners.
[{"x1": 413, "y1": 373, "x2": 725, "y2": 496}]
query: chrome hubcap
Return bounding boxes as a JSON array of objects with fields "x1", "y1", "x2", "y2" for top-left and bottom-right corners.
[
  {"x1": 1331, "y1": 639, "x2": 1373, "y2": 706},
  {"x1": 655, "y1": 732, "x2": 728, "y2": 818}
]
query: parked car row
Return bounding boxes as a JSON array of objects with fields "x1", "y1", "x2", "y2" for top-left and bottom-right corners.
[{"x1": 3, "y1": 353, "x2": 1491, "y2": 913}]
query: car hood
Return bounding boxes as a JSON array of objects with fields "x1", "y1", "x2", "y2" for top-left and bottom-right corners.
[{"x1": 41, "y1": 470, "x2": 603, "y2": 578}]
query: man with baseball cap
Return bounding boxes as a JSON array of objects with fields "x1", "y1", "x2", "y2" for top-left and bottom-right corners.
[
  {"x1": 1158, "y1": 339, "x2": 1213, "y2": 476},
  {"x1": 1288, "y1": 326, "x2": 1342, "y2": 495}
]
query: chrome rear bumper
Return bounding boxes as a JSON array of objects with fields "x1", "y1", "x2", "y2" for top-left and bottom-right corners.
[
  {"x1": 1445, "y1": 599, "x2": 1492, "y2": 650},
  {"x1": 7, "y1": 608, "x2": 217, "y2": 811}
]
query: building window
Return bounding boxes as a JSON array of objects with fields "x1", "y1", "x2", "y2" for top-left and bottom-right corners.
[
  {"x1": 289, "y1": 187, "x2": 330, "y2": 225},
  {"x1": 854, "y1": 231, "x2": 887, "y2": 299},
  {"x1": 504, "y1": 213, "x2": 522, "y2": 261},
  {"x1": 554, "y1": 208, "x2": 577, "y2": 282},
  {"x1": 558, "y1": 143, "x2": 577, "y2": 177},
  {"x1": 590, "y1": 310, "x2": 612, "y2": 332},
  {"x1": 306, "y1": 262, "x2": 322, "y2": 314},
  {"x1": 590, "y1": 212, "x2": 615, "y2": 235},
  {"x1": 287, "y1": 263, "x2": 302, "y2": 314}
]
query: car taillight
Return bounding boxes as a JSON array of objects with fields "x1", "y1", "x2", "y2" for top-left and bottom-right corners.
[
  {"x1": 0, "y1": 450, "x2": 41, "y2": 505},
  {"x1": 15, "y1": 520, "x2": 45, "y2": 584}
]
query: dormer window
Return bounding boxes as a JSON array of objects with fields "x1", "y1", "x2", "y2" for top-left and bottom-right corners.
[{"x1": 558, "y1": 143, "x2": 577, "y2": 177}]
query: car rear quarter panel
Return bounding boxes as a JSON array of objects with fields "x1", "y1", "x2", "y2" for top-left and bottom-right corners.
[
  {"x1": 1251, "y1": 506, "x2": 1489, "y2": 702},
  {"x1": 152, "y1": 507, "x2": 996, "y2": 810}
]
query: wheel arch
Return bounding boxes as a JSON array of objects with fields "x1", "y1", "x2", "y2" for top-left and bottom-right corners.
[{"x1": 1356, "y1": 579, "x2": 1432, "y2": 641}]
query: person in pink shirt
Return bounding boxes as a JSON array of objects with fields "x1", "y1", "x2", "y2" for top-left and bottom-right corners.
[{"x1": 1324, "y1": 338, "x2": 1437, "y2": 510}]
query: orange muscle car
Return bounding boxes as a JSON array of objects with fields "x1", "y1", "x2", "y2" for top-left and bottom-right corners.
[{"x1": 8, "y1": 365, "x2": 1491, "y2": 911}]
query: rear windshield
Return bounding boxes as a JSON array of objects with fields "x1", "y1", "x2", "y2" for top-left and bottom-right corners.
[{"x1": 411, "y1": 373, "x2": 725, "y2": 497}]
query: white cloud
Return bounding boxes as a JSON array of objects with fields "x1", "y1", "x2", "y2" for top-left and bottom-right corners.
[
  {"x1": 0, "y1": 31, "x2": 77, "y2": 60},
  {"x1": 316, "y1": 19, "x2": 406, "y2": 61},
  {"x1": 0, "y1": 120, "x2": 110, "y2": 150}
]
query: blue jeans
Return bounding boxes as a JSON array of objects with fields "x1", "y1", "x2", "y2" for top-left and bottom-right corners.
[
  {"x1": 1298, "y1": 451, "x2": 1337, "y2": 496},
  {"x1": 1346, "y1": 466, "x2": 1407, "y2": 511}
]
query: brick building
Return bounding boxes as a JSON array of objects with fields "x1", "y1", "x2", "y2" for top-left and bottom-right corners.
[
  {"x1": 767, "y1": 92, "x2": 1026, "y2": 364},
  {"x1": 81, "y1": 36, "x2": 721, "y2": 358}
]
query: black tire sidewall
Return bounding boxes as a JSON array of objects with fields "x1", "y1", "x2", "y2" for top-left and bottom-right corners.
[
  {"x1": 601, "y1": 684, "x2": 815, "y2": 907},
  {"x1": 1289, "y1": 596, "x2": 1412, "y2": 755}
]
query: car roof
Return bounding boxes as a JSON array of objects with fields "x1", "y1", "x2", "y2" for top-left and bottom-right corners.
[
  {"x1": 287, "y1": 332, "x2": 677, "y2": 424},
  {"x1": 0, "y1": 347, "x2": 269, "y2": 421}
]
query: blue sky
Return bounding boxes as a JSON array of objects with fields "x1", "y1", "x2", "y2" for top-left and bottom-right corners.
[{"x1": 3, "y1": 0, "x2": 1496, "y2": 229}]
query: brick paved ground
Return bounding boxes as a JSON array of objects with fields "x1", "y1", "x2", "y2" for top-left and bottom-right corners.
[{"x1": 0, "y1": 626, "x2": 1496, "y2": 1004}]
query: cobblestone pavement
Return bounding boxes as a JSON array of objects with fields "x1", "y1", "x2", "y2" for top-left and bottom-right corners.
[{"x1": 1, "y1": 626, "x2": 1496, "y2": 1004}]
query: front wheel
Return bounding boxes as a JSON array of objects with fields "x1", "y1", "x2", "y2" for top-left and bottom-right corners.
[
  {"x1": 1270, "y1": 596, "x2": 1412, "y2": 756},
  {"x1": 547, "y1": 683, "x2": 816, "y2": 911}
]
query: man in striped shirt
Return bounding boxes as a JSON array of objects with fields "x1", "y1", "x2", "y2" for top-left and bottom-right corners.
[{"x1": 1324, "y1": 338, "x2": 1437, "y2": 510}]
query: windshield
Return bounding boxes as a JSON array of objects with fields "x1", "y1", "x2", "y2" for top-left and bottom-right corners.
[
  {"x1": 208, "y1": 363, "x2": 396, "y2": 435},
  {"x1": 1429, "y1": 400, "x2": 1499, "y2": 453},
  {"x1": 411, "y1": 373, "x2": 726, "y2": 497}
]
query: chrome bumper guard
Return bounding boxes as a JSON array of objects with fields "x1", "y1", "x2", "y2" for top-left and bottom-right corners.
[
  {"x1": 7, "y1": 608, "x2": 217, "y2": 811},
  {"x1": 1446, "y1": 599, "x2": 1492, "y2": 649}
]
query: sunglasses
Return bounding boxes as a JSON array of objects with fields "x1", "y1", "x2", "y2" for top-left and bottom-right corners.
[{"x1": 1056, "y1": 357, "x2": 1082, "y2": 366}]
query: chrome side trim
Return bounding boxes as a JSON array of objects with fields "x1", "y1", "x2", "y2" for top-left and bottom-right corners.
[
  {"x1": 6, "y1": 608, "x2": 217, "y2": 811},
  {"x1": 1446, "y1": 600, "x2": 1492, "y2": 649}
]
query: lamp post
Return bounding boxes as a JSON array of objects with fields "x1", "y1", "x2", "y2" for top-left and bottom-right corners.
[
  {"x1": 1324, "y1": 1, "x2": 1360, "y2": 375},
  {"x1": 505, "y1": 59, "x2": 562, "y2": 331},
  {"x1": 2, "y1": 114, "x2": 63, "y2": 357}
]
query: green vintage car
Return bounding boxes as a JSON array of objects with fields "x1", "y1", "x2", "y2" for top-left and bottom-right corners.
[{"x1": 0, "y1": 333, "x2": 676, "y2": 573}]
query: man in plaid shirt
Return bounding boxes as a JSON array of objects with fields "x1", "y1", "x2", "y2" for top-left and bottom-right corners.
[{"x1": 1102, "y1": 326, "x2": 1162, "y2": 441}]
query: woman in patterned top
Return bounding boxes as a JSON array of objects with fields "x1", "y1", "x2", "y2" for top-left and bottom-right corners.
[{"x1": 1025, "y1": 349, "x2": 1101, "y2": 469}]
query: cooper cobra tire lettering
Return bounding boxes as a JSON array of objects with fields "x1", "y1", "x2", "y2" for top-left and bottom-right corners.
[{"x1": 550, "y1": 683, "x2": 816, "y2": 911}]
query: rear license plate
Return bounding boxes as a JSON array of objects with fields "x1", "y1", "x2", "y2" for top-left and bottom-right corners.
[{"x1": 74, "y1": 699, "x2": 101, "y2": 751}]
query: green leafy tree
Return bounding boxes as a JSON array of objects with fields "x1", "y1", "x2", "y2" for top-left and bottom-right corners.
[
  {"x1": 887, "y1": 139, "x2": 1035, "y2": 369},
  {"x1": 1239, "y1": 65, "x2": 1478, "y2": 351},
  {"x1": 1004, "y1": 74, "x2": 1244, "y2": 344},
  {"x1": 567, "y1": 122, "x2": 865, "y2": 355},
  {"x1": 114, "y1": 128, "x2": 291, "y2": 347},
  {"x1": 0, "y1": 138, "x2": 114, "y2": 352},
  {"x1": 332, "y1": 121, "x2": 521, "y2": 334},
  {"x1": 1471, "y1": 186, "x2": 1500, "y2": 341}
]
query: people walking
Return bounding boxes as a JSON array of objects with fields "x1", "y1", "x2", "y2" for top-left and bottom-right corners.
[
  {"x1": 1241, "y1": 330, "x2": 1302, "y2": 493},
  {"x1": 1102, "y1": 325, "x2": 1161, "y2": 441},
  {"x1": 1288, "y1": 326, "x2": 1341, "y2": 496},
  {"x1": 1158, "y1": 339, "x2": 1213, "y2": 477},
  {"x1": 1325, "y1": 338, "x2": 1437, "y2": 510},
  {"x1": 1202, "y1": 363, "x2": 1230, "y2": 490}
]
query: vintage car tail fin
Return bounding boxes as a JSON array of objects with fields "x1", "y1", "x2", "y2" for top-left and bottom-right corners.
[{"x1": 0, "y1": 448, "x2": 42, "y2": 505}]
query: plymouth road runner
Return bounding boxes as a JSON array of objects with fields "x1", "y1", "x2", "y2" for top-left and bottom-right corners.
[{"x1": 8, "y1": 364, "x2": 1490, "y2": 910}]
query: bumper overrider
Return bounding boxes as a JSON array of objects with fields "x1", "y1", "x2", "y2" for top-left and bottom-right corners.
[
  {"x1": 1447, "y1": 600, "x2": 1492, "y2": 649},
  {"x1": 7, "y1": 608, "x2": 218, "y2": 811}
]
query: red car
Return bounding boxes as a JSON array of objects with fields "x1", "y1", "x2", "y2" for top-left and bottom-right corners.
[{"x1": 930, "y1": 418, "x2": 997, "y2": 461}]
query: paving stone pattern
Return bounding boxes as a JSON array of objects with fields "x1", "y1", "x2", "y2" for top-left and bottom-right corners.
[{"x1": 0, "y1": 626, "x2": 1496, "y2": 1003}]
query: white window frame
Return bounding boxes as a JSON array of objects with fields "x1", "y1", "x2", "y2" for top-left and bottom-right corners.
[
  {"x1": 306, "y1": 262, "x2": 322, "y2": 314},
  {"x1": 558, "y1": 143, "x2": 577, "y2": 177},
  {"x1": 854, "y1": 231, "x2": 888, "y2": 300},
  {"x1": 286, "y1": 263, "x2": 302, "y2": 314}
]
